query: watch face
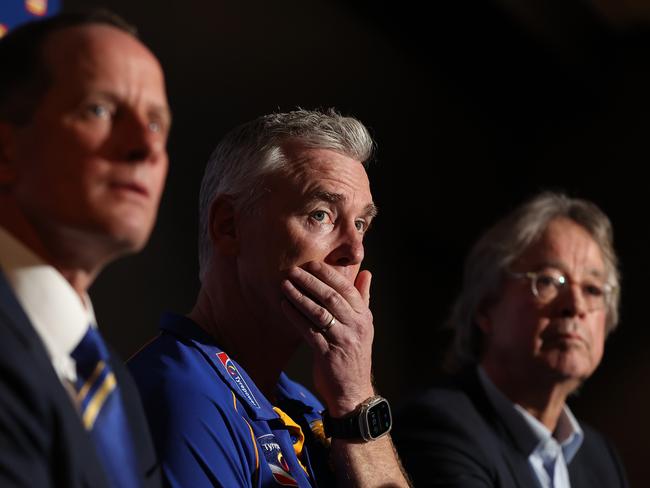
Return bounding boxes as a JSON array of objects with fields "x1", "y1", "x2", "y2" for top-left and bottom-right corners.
[{"x1": 365, "y1": 399, "x2": 392, "y2": 439}]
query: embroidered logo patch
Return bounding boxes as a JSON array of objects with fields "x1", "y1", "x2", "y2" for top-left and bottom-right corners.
[
  {"x1": 257, "y1": 434, "x2": 298, "y2": 486},
  {"x1": 216, "y1": 352, "x2": 260, "y2": 409}
]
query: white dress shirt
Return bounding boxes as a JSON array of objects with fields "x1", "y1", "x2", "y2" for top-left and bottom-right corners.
[{"x1": 0, "y1": 226, "x2": 95, "y2": 384}]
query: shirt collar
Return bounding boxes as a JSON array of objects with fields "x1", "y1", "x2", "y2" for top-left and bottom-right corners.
[
  {"x1": 477, "y1": 366, "x2": 584, "y2": 462},
  {"x1": 0, "y1": 227, "x2": 94, "y2": 382},
  {"x1": 160, "y1": 313, "x2": 277, "y2": 420}
]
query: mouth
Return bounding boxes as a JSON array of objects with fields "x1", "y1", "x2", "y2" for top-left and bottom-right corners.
[
  {"x1": 556, "y1": 332, "x2": 584, "y2": 343},
  {"x1": 109, "y1": 180, "x2": 150, "y2": 198},
  {"x1": 544, "y1": 332, "x2": 587, "y2": 351}
]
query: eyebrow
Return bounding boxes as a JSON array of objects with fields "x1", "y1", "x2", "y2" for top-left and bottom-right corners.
[
  {"x1": 537, "y1": 260, "x2": 606, "y2": 279},
  {"x1": 310, "y1": 190, "x2": 379, "y2": 219}
]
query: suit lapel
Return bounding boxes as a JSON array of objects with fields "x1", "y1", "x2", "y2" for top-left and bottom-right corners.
[
  {"x1": 0, "y1": 270, "x2": 110, "y2": 488},
  {"x1": 463, "y1": 369, "x2": 542, "y2": 488}
]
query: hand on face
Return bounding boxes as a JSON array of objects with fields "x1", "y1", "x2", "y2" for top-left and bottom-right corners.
[{"x1": 280, "y1": 260, "x2": 375, "y2": 416}]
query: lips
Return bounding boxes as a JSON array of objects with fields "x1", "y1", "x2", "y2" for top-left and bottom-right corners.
[
  {"x1": 109, "y1": 180, "x2": 149, "y2": 198},
  {"x1": 544, "y1": 321, "x2": 587, "y2": 347}
]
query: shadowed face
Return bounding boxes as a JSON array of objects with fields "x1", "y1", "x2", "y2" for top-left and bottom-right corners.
[
  {"x1": 480, "y1": 218, "x2": 608, "y2": 389},
  {"x1": 236, "y1": 145, "x2": 376, "y2": 327},
  {"x1": 4, "y1": 23, "x2": 171, "y2": 258}
]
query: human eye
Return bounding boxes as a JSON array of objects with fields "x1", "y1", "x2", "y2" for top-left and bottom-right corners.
[
  {"x1": 536, "y1": 270, "x2": 565, "y2": 291},
  {"x1": 84, "y1": 101, "x2": 114, "y2": 120},
  {"x1": 310, "y1": 210, "x2": 331, "y2": 224},
  {"x1": 147, "y1": 111, "x2": 171, "y2": 135},
  {"x1": 147, "y1": 120, "x2": 161, "y2": 133},
  {"x1": 582, "y1": 282, "x2": 605, "y2": 297},
  {"x1": 354, "y1": 219, "x2": 368, "y2": 233}
]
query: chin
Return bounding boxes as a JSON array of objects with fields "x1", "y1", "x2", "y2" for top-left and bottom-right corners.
[
  {"x1": 109, "y1": 211, "x2": 156, "y2": 244},
  {"x1": 99, "y1": 222, "x2": 153, "y2": 257},
  {"x1": 543, "y1": 352, "x2": 595, "y2": 384}
]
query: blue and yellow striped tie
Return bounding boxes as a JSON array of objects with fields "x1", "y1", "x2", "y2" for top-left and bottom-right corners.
[{"x1": 72, "y1": 327, "x2": 140, "y2": 488}]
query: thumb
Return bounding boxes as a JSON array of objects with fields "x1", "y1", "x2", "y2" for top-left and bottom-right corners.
[{"x1": 355, "y1": 269, "x2": 372, "y2": 306}]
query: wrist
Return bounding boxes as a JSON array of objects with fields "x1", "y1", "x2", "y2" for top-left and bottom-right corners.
[
  {"x1": 322, "y1": 395, "x2": 392, "y2": 442},
  {"x1": 326, "y1": 387, "x2": 375, "y2": 417}
]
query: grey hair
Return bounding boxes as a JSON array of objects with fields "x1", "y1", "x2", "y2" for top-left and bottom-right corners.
[
  {"x1": 448, "y1": 191, "x2": 621, "y2": 371},
  {"x1": 197, "y1": 108, "x2": 374, "y2": 281}
]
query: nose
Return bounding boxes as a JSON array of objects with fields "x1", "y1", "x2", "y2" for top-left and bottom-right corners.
[
  {"x1": 120, "y1": 112, "x2": 165, "y2": 164},
  {"x1": 559, "y1": 283, "x2": 588, "y2": 318},
  {"x1": 324, "y1": 222, "x2": 365, "y2": 268}
]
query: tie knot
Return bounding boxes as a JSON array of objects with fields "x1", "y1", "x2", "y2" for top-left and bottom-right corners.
[{"x1": 71, "y1": 327, "x2": 110, "y2": 380}]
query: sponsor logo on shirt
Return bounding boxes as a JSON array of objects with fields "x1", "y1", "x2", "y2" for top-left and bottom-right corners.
[
  {"x1": 257, "y1": 434, "x2": 298, "y2": 486},
  {"x1": 216, "y1": 351, "x2": 260, "y2": 409}
]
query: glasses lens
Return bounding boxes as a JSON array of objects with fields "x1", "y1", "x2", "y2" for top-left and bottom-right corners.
[
  {"x1": 531, "y1": 271, "x2": 609, "y2": 311},
  {"x1": 532, "y1": 271, "x2": 563, "y2": 302}
]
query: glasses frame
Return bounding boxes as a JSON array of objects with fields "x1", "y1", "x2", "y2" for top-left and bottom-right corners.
[{"x1": 508, "y1": 269, "x2": 614, "y2": 312}]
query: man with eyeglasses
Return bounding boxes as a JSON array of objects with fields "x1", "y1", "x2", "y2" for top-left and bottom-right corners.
[{"x1": 393, "y1": 191, "x2": 629, "y2": 487}]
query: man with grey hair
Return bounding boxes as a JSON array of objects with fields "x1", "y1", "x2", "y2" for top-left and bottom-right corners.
[
  {"x1": 393, "y1": 192, "x2": 628, "y2": 487},
  {"x1": 129, "y1": 109, "x2": 410, "y2": 487}
]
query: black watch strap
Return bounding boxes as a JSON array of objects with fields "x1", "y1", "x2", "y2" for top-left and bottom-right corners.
[
  {"x1": 322, "y1": 395, "x2": 392, "y2": 442},
  {"x1": 322, "y1": 410, "x2": 362, "y2": 439}
]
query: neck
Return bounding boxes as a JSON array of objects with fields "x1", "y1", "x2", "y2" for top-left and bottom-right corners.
[
  {"x1": 481, "y1": 362, "x2": 577, "y2": 431},
  {"x1": 0, "y1": 196, "x2": 104, "y2": 298},
  {"x1": 189, "y1": 283, "x2": 302, "y2": 403}
]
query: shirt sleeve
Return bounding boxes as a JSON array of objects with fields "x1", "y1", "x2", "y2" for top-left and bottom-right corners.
[{"x1": 130, "y1": 348, "x2": 261, "y2": 488}]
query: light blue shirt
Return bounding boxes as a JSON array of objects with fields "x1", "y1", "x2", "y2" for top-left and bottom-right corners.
[{"x1": 478, "y1": 367, "x2": 584, "y2": 488}]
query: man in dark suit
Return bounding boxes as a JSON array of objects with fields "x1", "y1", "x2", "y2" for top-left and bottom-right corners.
[
  {"x1": 0, "y1": 10, "x2": 171, "y2": 487},
  {"x1": 393, "y1": 192, "x2": 629, "y2": 487}
]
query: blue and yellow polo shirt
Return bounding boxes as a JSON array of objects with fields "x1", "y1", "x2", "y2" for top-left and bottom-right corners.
[{"x1": 129, "y1": 313, "x2": 334, "y2": 487}]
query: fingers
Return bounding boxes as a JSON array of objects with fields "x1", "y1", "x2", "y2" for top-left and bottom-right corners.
[
  {"x1": 280, "y1": 276, "x2": 338, "y2": 332},
  {"x1": 294, "y1": 262, "x2": 366, "y2": 309},
  {"x1": 355, "y1": 270, "x2": 372, "y2": 306},
  {"x1": 280, "y1": 262, "x2": 376, "y2": 413},
  {"x1": 280, "y1": 298, "x2": 329, "y2": 352},
  {"x1": 279, "y1": 261, "x2": 373, "y2": 345}
]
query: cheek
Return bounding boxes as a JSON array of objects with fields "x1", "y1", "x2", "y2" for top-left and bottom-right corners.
[
  {"x1": 588, "y1": 318, "x2": 607, "y2": 362},
  {"x1": 150, "y1": 160, "x2": 169, "y2": 203},
  {"x1": 277, "y1": 222, "x2": 332, "y2": 266}
]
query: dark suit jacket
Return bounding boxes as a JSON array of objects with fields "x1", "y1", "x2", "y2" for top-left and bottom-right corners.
[
  {"x1": 0, "y1": 271, "x2": 161, "y2": 487},
  {"x1": 392, "y1": 370, "x2": 629, "y2": 487}
]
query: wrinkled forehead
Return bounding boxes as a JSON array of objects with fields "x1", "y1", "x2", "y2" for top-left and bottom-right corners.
[{"x1": 516, "y1": 218, "x2": 608, "y2": 279}]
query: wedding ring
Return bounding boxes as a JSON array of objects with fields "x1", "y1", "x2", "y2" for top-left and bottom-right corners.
[{"x1": 321, "y1": 315, "x2": 336, "y2": 332}]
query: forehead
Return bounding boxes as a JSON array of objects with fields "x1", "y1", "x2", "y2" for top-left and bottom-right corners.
[
  {"x1": 517, "y1": 217, "x2": 605, "y2": 274},
  {"x1": 40, "y1": 23, "x2": 167, "y2": 100},
  {"x1": 262, "y1": 146, "x2": 373, "y2": 212},
  {"x1": 282, "y1": 146, "x2": 370, "y2": 189}
]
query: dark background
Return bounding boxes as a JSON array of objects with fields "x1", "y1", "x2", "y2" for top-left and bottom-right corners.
[{"x1": 26, "y1": 0, "x2": 650, "y2": 484}]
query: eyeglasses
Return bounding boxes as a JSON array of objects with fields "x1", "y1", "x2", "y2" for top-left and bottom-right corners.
[{"x1": 508, "y1": 269, "x2": 613, "y2": 312}]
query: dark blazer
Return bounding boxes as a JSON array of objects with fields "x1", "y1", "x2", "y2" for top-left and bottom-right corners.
[
  {"x1": 392, "y1": 370, "x2": 629, "y2": 487},
  {"x1": 0, "y1": 271, "x2": 161, "y2": 487}
]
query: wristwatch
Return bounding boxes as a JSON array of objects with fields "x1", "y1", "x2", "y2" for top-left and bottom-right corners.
[{"x1": 322, "y1": 395, "x2": 392, "y2": 442}]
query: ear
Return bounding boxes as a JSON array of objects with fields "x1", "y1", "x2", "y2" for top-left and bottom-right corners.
[
  {"x1": 0, "y1": 121, "x2": 18, "y2": 185},
  {"x1": 208, "y1": 195, "x2": 239, "y2": 256}
]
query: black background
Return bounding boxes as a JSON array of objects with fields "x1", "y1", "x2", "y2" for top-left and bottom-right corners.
[{"x1": 53, "y1": 0, "x2": 650, "y2": 484}]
